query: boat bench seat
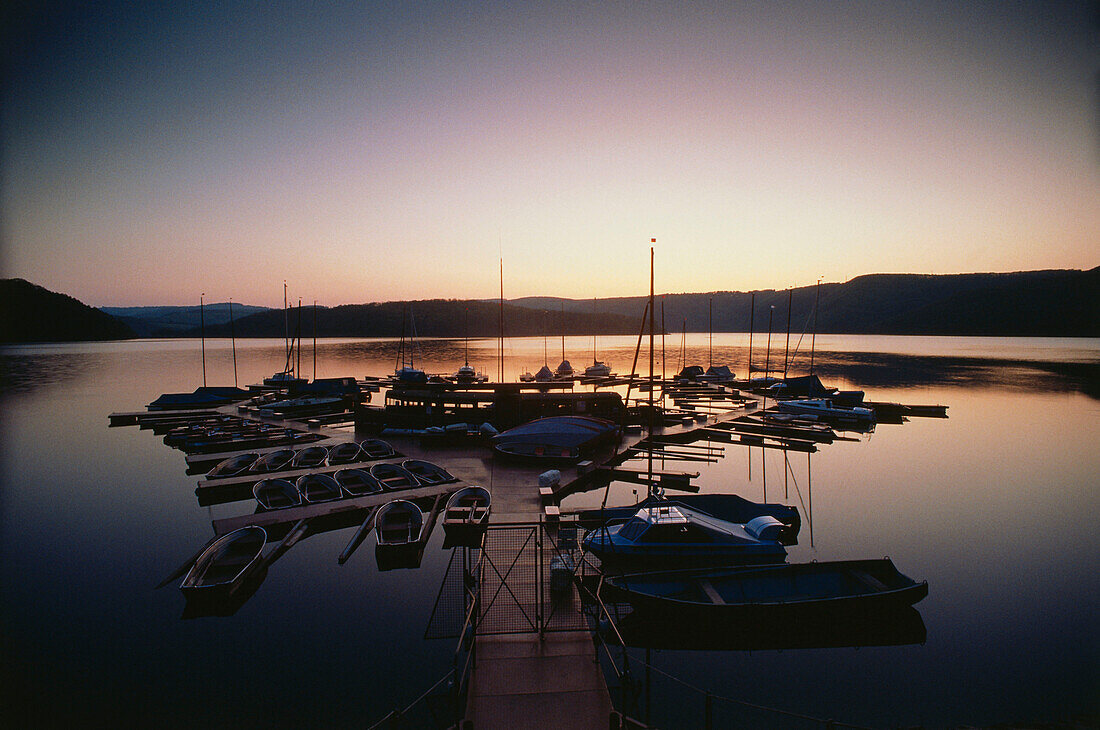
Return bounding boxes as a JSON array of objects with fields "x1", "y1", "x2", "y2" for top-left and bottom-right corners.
[
  {"x1": 850, "y1": 569, "x2": 888, "y2": 592},
  {"x1": 699, "y1": 580, "x2": 727, "y2": 605}
]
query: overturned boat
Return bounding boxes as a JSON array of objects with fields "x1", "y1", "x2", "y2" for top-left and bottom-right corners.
[{"x1": 492, "y1": 415, "x2": 620, "y2": 462}]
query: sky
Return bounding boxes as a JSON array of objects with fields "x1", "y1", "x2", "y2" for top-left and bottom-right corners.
[{"x1": 2, "y1": 1, "x2": 1098, "y2": 308}]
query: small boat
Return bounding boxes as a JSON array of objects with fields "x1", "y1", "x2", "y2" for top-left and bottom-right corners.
[
  {"x1": 375, "y1": 499, "x2": 426, "y2": 569},
  {"x1": 370, "y1": 462, "x2": 419, "y2": 491},
  {"x1": 148, "y1": 386, "x2": 251, "y2": 411},
  {"x1": 402, "y1": 459, "x2": 454, "y2": 486},
  {"x1": 206, "y1": 452, "x2": 260, "y2": 478},
  {"x1": 326, "y1": 441, "x2": 363, "y2": 465},
  {"x1": 582, "y1": 504, "x2": 788, "y2": 566},
  {"x1": 263, "y1": 370, "x2": 306, "y2": 388},
  {"x1": 518, "y1": 369, "x2": 535, "y2": 382},
  {"x1": 253, "y1": 478, "x2": 303, "y2": 510},
  {"x1": 250, "y1": 448, "x2": 295, "y2": 473},
  {"x1": 583, "y1": 361, "x2": 611, "y2": 378},
  {"x1": 576, "y1": 494, "x2": 801, "y2": 545},
  {"x1": 334, "y1": 468, "x2": 383, "y2": 496},
  {"x1": 358, "y1": 439, "x2": 395, "y2": 459},
  {"x1": 443, "y1": 486, "x2": 491, "y2": 546},
  {"x1": 604, "y1": 559, "x2": 928, "y2": 619},
  {"x1": 291, "y1": 445, "x2": 329, "y2": 469},
  {"x1": 180, "y1": 526, "x2": 267, "y2": 596},
  {"x1": 534, "y1": 365, "x2": 555, "y2": 382},
  {"x1": 258, "y1": 395, "x2": 344, "y2": 418},
  {"x1": 775, "y1": 399, "x2": 875, "y2": 424},
  {"x1": 554, "y1": 359, "x2": 574, "y2": 379},
  {"x1": 492, "y1": 415, "x2": 620, "y2": 462},
  {"x1": 295, "y1": 473, "x2": 342, "y2": 503}
]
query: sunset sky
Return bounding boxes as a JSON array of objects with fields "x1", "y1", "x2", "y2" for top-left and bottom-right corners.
[{"x1": 2, "y1": 1, "x2": 1097, "y2": 308}]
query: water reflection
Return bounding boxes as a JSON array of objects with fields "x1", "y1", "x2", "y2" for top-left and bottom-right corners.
[{"x1": 0, "y1": 351, "x2": 105, "y2": 396}]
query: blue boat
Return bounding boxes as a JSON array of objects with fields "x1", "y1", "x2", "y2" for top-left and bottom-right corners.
[
  {"x1": 582, "y1": 504, "x2": 787, "y2": 566},
  {"x1": 603, "y1": 558, "x2": 928, "y2": 619},
  {"x1": 492, "y1": 415, "x2": 620, "y2": 462}
]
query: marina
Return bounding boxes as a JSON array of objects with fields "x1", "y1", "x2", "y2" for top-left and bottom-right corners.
[{"x1": 2, "y1": 333, "x2": 1097, "y2": 727}]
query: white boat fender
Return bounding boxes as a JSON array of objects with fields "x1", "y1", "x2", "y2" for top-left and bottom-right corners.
[{"x1": 745, "y1": 515, "x2": 785, "y2": 541}]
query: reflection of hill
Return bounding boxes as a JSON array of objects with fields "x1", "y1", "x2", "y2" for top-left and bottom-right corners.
[{"x1": 810, "y1": 351, "x2": 1100, "y2": 400}]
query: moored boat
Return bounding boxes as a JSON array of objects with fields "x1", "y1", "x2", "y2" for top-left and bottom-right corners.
[
  {"x1": 603, "y1": 558, "x2": 928, "y2": 619},
  {"x1": 180, "y1": 526, "x2": 267, "y2": 596},
  {"x1": 491, "y1": 415, "x2": 620, "y2": 462},
  {"x1": 775, "y1": 398, "x2": 875, "y2": 424},
  {"x1": 291, "y1": 445, "x2": 329, "y2": 469},
  {"x1": 253, "y1": 478, "x2": 302, "y2": 510},
  {"x1": 582, "y1": 504, "x2": 788, "y2": 566},
  {"x1": 326, "y1": 441, "x2": 363, "y2": 465},
  {"x1": 249, "y1": 448, "x2": 295, "y2": 473},
  {"x1": 442, "y1": 486, "x2": 492, "y2": 546},
  {"x1": 207, "y1": 452, "x2": 260, "y2": 478},
  {"x1": 334, "y1": 468, "x2": 383, "y2": 496},
  {"x1": 295, "y1": 473, "x2": 342, "y2": 503},
  {"x1": 358, "y1": 439, "x2": 395, "y2": 459},
  {"x1": 370, "y1": 462, "x2": 419, "y2": 491},
  {"x1": 375, "y1": 499, "x2": 426, "y2": 569},
  {"x1": 402, "y1": 459, "x2": 454, "y2": 486}
]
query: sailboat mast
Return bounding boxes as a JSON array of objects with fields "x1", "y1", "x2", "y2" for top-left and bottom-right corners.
[
  {"x1": 765, "y1": 305, "x2": 774, "y2": 381},
  {"x1": 464, "y1": 307, "x2": 469, "y2": 366},
  {"x1": 708, "y1": 297, "x2": 713, "y2": 369},
  {"x1": 283, "y1": 281, "x2": 289, "y2": 370},
  {"x1": 648, "y1": 242, "x2": 655, "y2": 496},
  {"x1": 747, "y1": 292, "x2": 755, "y2": 379},
  {"x1": 200, "y1": 293, "x2": 206, "y2": 388},
  {"x1": 498, "y1": 258, "x2": 504, "y2": 382},
  {"x1": 810, "y1": 278, "x2": 821, "y2": 375},
  {"x1": 783, "y1": 288, "x2": 792, "y2": 378},
  {"x1": 296, "y1": 298, "x2": 302, "y2": 377},
  {"x1": 229, "y1": 298, "x2": 237, "y2": 388},
  {"x1": 313, "y1": 299, "x2": 317, "y2": 380}
]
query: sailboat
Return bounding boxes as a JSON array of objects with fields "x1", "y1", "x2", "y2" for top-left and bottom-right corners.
[
  {"x1": 583, "y1": 298, "x2": 611, "y2": 378},
  {"x1": 264, "y1": 283, "x2": 307, "y2": 387},
  {"x1": 554, "y1": 301, "x2": 574, "y2": 379},
  {"x1": 394, "y1": 306, "x2": 427, "y2": 384},
  {"x1": 535, "y1": 330, "x2": 554, "y2": 382},
  {"x1": 453, "y1": 308, "x2": 486, "y2": 383}
]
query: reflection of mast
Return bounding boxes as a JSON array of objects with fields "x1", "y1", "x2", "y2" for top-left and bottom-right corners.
[
  {"x1": 747, "y1": 292, "x2": 755, "y2": 378},
  {"x1": 648, "y1": 242, "x2": 655, "y2": 497}
]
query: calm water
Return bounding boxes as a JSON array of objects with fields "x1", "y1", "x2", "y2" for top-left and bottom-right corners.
[{"x1": 1, "y1": 335, "x2": 1097, "y2": 728}]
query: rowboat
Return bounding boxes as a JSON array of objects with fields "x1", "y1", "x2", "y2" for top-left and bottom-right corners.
[
  {"x1": 375, "y1": 500, "x2": 425, "y2": 569},
  {"x1": 334, "y1": 468, "x2": 383, "y2": 497},
  {"x1": 402, "y1": 459, "x2": 454, "y2": 486},
  {"x1": 206, "y1": 452, "x2": 260, "y2": 478},
  {"x1": 291, "y1": 445, "x2": 329, "y2": 469},
  {"x1": 442, "y1": 486, "x2": 491, "y2": 547},
  {"x1": 180, "y1": 526, "x2": 266, "y2": 597},
  {"x1": 370, "y1": 462, "x2": 419, "y2": 491},
  {"x1": 604, "y1": 559, "x2": 928, "y2": 620},
  {"x1": 358, "y1": 439, "x2": 396, "y2": 459},
  {"x1": 295, "y1": 473, "x2": 342, "y2": 503},
  {"x1": 249, "y1": 448, "x2": 295, "y2": 473},
  {"x1": 253, "y1": 478, "x2": 302, "y2": 510},
  {"x1": 326, "y1": 442, "x2": 363, "y2": 465}
]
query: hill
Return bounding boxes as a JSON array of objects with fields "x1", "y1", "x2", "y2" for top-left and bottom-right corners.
[
  {"x1": 0, "y1": 279, "x2": 136, "y2": 343},
  {"x1": 511, "y1": 268, "x2": 1100, "y2": 337},
  {"x1": 189, "y1": 299, "x2": 640, "y2": 339},
  {"x1": 101, "y1": 303, "x2": 270, "y2": 337}
]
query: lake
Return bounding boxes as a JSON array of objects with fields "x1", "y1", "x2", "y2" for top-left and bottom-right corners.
[{"x1": 1, "y1": 334, "x2": 1097, "y2": 728}]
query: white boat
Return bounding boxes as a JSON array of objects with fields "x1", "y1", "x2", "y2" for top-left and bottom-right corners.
[
  {"x1": 180, "y1": 526, "x2": 266, "y2": 596},
  {"x1": 583, "y1": 361, "x2": 611, "y2": 378},
  {"x1": 443, "y1": 486, "x2": 491, "y2": 546},
  {"x1": 775, "y1": 399, "x2": 875, "y2": 424}
]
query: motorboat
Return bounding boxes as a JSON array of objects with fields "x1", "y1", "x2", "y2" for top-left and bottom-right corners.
[
  {"x1": 249, "y1": 449, "x2": 295, "y2": 473},
  {"x1": 295, "y1": 473, "x2": 342, "y2": 503},
  {"x1": 575, "y1": 494, "x2": 801, "y2": 545},
  {"x1": 402, "y1": 459, "x2": 454, "y2": 486},
  {"x1": 258, "y1": 395, "x2": 344, "y2": 418},
  {"x1": 370, "y1": 462, "x2": 419, "y2": 490},
  {"x1": 206, "y1": 452, "x2": 260, "y2": 479},
  {"x1": 147, "y1": 386, "x2": 250, "y2": 411},
  {"x1": 374, "y1": 499, "x2": 425, "y2": 567},
  {"x1": 775, "y1": 399, "x2": 875, "y2": 425},
  {"x1": 334, "y1": 468, "x2": 383, "y2": 497},
  {"x1": 603, "y1": 559, "x2": 928, "y2": 619},
  {"x1": 492, "y1": 415, "x2": 620, "y2": 462},
  {"x1": 253, "y1": 478, "x2": 302, "y2": 510},
  {"x1": 326, "y1": 441, "x2": 363, "y2": 465},
  {"x1": 290, "y1": 445, "x2": 329, "y2": 469},
  {"x1": 442, "y1": 486, "x2": 491, "y2": 547},
  {"x1": 180, "y1": 526, "x2": 266, "y2": 596},
  {"x1": 581, "y1": 504, "x2": 788, "y2": 566}
]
